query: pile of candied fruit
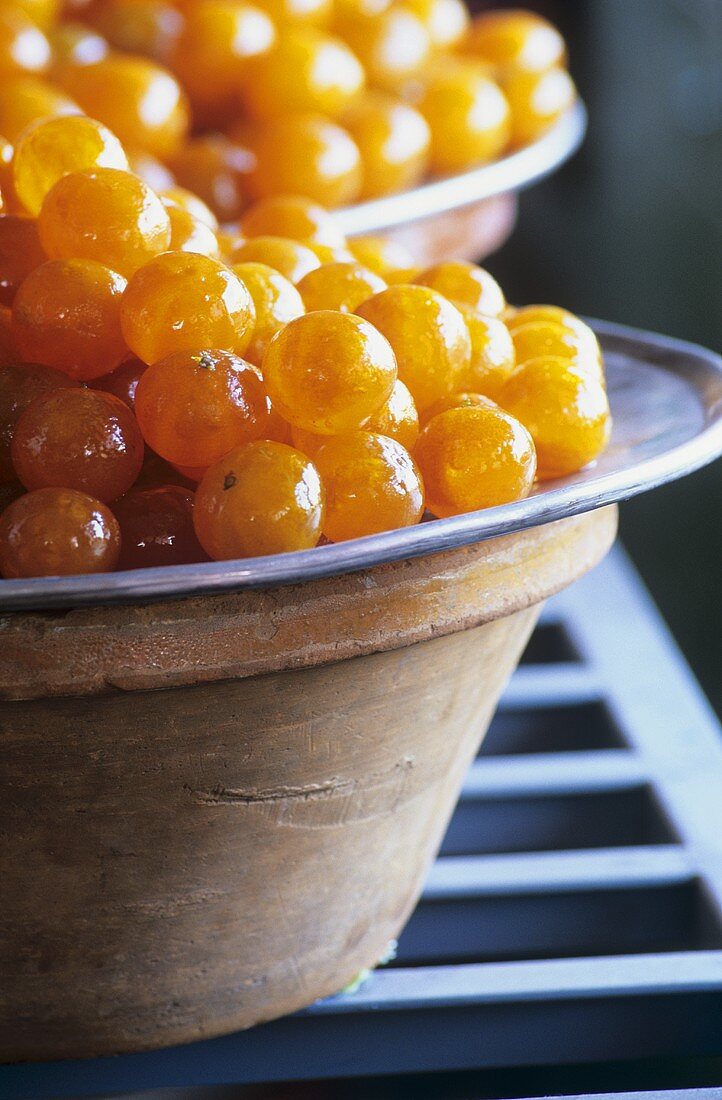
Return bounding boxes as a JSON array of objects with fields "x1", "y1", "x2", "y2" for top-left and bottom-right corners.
[
  {"x1": 0, "y1": 104, "x2": 611, "y2": 579},
  {"x1": 0, "y1": 1, "x2": 576, "y2": 214}
]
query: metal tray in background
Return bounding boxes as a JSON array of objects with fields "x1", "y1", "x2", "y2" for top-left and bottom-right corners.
[
  {"x1": 1, "y1": 318, "x2": 721, "y2": 612},
  {"x1": 336, "y1": 102, "x2": 587, "y2": 236}
]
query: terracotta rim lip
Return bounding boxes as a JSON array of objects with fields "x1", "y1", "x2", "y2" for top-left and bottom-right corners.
[
  {"x1": 1, "y1": 320, "x2": 721, "y2": 612},
  {"x1": 336, "y1": 102, "x2": 587, "y2": 236}
]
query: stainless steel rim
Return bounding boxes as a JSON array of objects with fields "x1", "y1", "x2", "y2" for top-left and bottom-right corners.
[
  {"x1": 336, "y1": 102, "x2": 587, "y2": 236},
  {"x1": 2, "y1": 318, "x2": 721, "y2": 611}
]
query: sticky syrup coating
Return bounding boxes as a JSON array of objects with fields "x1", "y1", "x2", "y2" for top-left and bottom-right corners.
[
  {"x1": 121, "y1": 251, "x2": 255, "y2": 365},
  {"x1": 420, "y1": 390, "x2": 496, "y2": 426},
  {"x1": 499, "y1": 355, "x2": 611, "y2": 479},
  {"x1": 418, "y1": 61, "x2": 511, "y2": 173},
  {"x1": 91, "y1": 357, "x2": 146, "y2": 410},
  {"x1": 240, "y1": 195, "x2": 347, "y2": 248},
  {"x1": 414, "y1": 404, "x2": 536, "y2": 517},
  {"x1": 462, "y1": 10, "x2": 566, "y2": 76},
  {"x1": 503, "y1": 66, "x2": 576, "y2": 146},
  {"x1": 246, "y1": 113, "x2": 362, "y2": 209},
  {"x1": 0, "y1": 76, "x2": 79, "y2": 144},
  {"x1": 58, "y1": 53, "x2": 189, "y2": 157},
  {"x1": 456, "y1": 307, "x2": 515, "y2": 398},
  {"x1": 112, "y1": 485, "x2": 205, "y2": 570},
  {"x1": 241, "y1": 27, "x2": 365, "y2": 122},
  {"x1": 314, "y1": 430, "x2": 424, "y2": 541},
  {"x1": 38, "y1": 167, "x2": 172, "y2": 278},
  {"x1": 161, "y1": 186, "x2": 218, "y2": 227},
  {"x1": 194, "y1": 440, "x2": 324, "y2": 559},
  {"x1": 511, "y1": 320, "x2": 602, "y2": 379},
  {"x1": 296, "y1": 261, "x2": 386, "y2": 313},
  {"x1": 231, "y1": 261, "x2": 305, "y2": 365},
  {"x1": 0, "y1": 362, "x2": 77, "y2": 484},
  {"x1": 11, "y1": 388, "x2": 144, "y2": 501},
  {"x1": 263, "y1": 309, "x2": 397, "y2": 434},
  {"x1": 415, "y1": 261, "x2": 506, "y2": 317},
  {"x1": 169, "y1": 135, "x2": 252, "y2": 222},
  {"x1": 0, "y1": 7, "x2": 51, "y2": 80},
  {"x1": 291, "y1": 377, "x2": 419, "y2": 457},
  {"x1": 231, "y1": 235, "x2": 321, "y2": 284},
  {"x1": 0, "y1": 487, "x2": 121, "y2": 578},
  {"x1": 0, "y1": 215, "x2": 47, "y2": 306},
  {"x1": 134, "y1": 349, "x2": 270, "y2": 467},
  {"x1": 12, "y1": 258, "x2": 128, "y2": 381},
  {"x1": 170, "y1": 0, "x2": 275, "y2": 119},
  {"x1": 356, "y1": 284, "x2": 471, "y2": 412},
  {"x1": 507, "y1": 307, "x2": 603, "y2": 369},
  {"x1": 342, "y1": 92, "x2": 430, "y2": 199}
]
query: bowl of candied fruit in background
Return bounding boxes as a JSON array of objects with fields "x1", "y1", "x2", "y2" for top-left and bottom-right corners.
[{"x1": 1, "y1": 2, "x2": 721, "y2": 1067}]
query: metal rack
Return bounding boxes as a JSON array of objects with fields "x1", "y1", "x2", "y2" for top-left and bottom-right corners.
[{"x1": 5, "y1": 545, "x2": 722, "y2": 1098}]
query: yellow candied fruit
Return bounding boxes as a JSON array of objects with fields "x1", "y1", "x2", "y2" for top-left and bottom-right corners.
[{"x1": 296, "y1": 261, "x2": 386, "y2": 313}]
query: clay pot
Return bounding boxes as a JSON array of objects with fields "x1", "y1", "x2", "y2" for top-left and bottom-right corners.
[{"x1": 0, "y1": 506, "x2": 616, "y2": 1061}]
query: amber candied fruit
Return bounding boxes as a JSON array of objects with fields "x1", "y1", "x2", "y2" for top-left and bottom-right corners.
[
  {"x1": 91, "y1": 358, "x2": 146, "y2": 410},
  {"x1": 162, "y1": 187, "x2": 218, "y2": 228},
  {"x1": 420, "y1": 390, "x2": 496, "y2": 426},
  {"x1": 11, "y1": 387, "x2": 144, "y2": 502},
  {"x1": 231, "y1": 262, "x2": 305, "y2": 365},
  {"x1": 365, "y1": 378, "x2": 419, "y2": 450},
  {"x1": 456, "y1": 307, "x2": 515, "y2": 398},
  {"x1": 356, "y1": 284, "x2": 471, "y2": 412},
  {"x1": 404, "y1": 0, "x2": 468, "y2": 50},
  {"x1": 135, "y1": 349, "x2": 270, "y2": 468},
  {"x1": 348, "y1": 236, "x2": 414, "y2": 278},
  {"x1": 193, "y1": 440, "x2": 324, "y2": 559},
  {"x1": 12, "y1": 259, "x2": 128, "y2": 381},
  {"x1": 336, "y1": 7, "x2": 430, "y2": 92},
  {"x1": 0, "y1": 76, "x2": 80, "y2": 145},
  {"x1": 121, "y1": 252, "x2": 255, "y2": 365},
  {"x1": 415, "y1": 404, "x2": 536, "y2": 517},
  {"x1": 511, "y1": 320, "x2": 601, "y2": 378},
  {"x1": 240, "y1": 195, "x2": 346, "y2": 248},
  {"x1": 165, "y1": 203, "x2": 220, "y2": 256},
  {"x1": 503, "y1": 66, "x2": 576, "y2": 146},
  {"x1": 341, "y1": 92, "x2": 430, "y2": 199},
  {"x1": 314, "y1": 431, "x2": 424, "y2": 541},
  {"x1": 0, "y1": 7, "x2": 51, "y2": 80},
  {"x1": 500, "y1": 356, "x2": 611, "y2": 479},
  {"x1": 38, "y1": 167, "x2": 172, "y2": 279},
  {"x1": 263, "y1": 309, "x2": 397, "y2": 434},
  {"x1": 0, "y1": 487, "x2": 121, "y2": 578},
  {"x1": 247, "y1": 113, "x2": 362, "y2": 208},
  {"x1": 168, "y1": 135, "x2": 253, "y2": 223},
  {"x1": 0, "y1": 362, "x2": 76, "y2": 484},
  {"x1": 241, "y1": 28, "x2": 365, "y2": 122},
  {"x1": 296, "y1": 261, "x2": 386, "y2": 313},
  {"x1": 89, "y1": 0, "x2": 184, "y2": 63},
  {"x1": 416, "y1": 261, "x2": 506, "y2": 317},
  {"x1": 0, "y1": 215, "x2": 47, "y2": 307},
  {"x1": 418, "y1": 61, "x2": 511, "y2": 173},
  {"x1": 231, "y1": 236, "x2": 321, "y2": 284},
  {"x1": 59, "y1": 53, "x2": 189, "y2": 158},
  {"x1": 113, "y1": 485, "x2": 205, "y2": 570},
  {"x1": 462, "y1": 9, "x2": 566, "y2": 76}
]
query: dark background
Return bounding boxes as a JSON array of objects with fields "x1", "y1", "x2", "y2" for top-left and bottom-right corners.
[{"x1": 488, "y1": 0, "x2": 722, "y2": 715}]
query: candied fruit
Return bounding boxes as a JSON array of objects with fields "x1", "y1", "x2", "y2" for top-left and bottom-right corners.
[
  {"x1": 0, "y1": 362, "x2": 76, "y2": 484},
  {"x1": 11, "y1": 387, "x2": 144, "y2": 501},
  {"x1": 420, "y1": 390, "x2": 497, "y2": 425},
  {"x1": 342, "y1": 92, "x2": 430, "y2": 199},
  {"x1": 348, "y1": 236, "x2": 414, "y2": 278},
  {"x1": 456, "y1": 307, "x2": 515, "y2": 397},
  {"x1": 241, "y1": 195, "x2": 346, "y2": 248},
  {"x1": 337, "y1": 7, "x2": 430, "y2": 92},
  {"x1": 0, "y1": 7, "x2": 51, "y2": 80},
  {"x1": 0, "y1": 76, "x2": 79, "y2": 144},
  {"x1": 38, "y1": 167, "x2": 171, "y2": 278},
  {"x1": 0, "y1": 487, "x2": 120, "y2": 578},
  {"x1": 511, "y1": 320, "x2": 601, "y2": 378},
  {"x1": 296, "y1": 261, "x2": 386, "y2": 313},
  {"x1": 418, "y1": 60, "x2": 511, "y2": 173},
  {"x1": 91, "y1": 357, "x2": 146, "y2": 410},
  {"x1": 462, "y1": 10, "x2": 566, "y2": 76},
  {"x1": 0, "y1": 215, "x2": 46, "y2": 306},
  {"x1": 194, "y1": 440, "x2": 324, "y2": 558},
  {"x1": 263, "y1": 309, "x2": 397, "y2": 434},
  {"x1": 12, "y1": 259, "x2": 128, "y2": 381},
  {"x1": 168, "y1": 135, "x2": 253, "y2": 223},
  {"x1": 246, "y1": 113, "x2": 362, "y2": 208},
  {"x1": 134, "y1": 349, "x2": 270, "y2": 467},
  {"x1": 416, "y1": 261, "x2": 505, "y2": 316},
  {"x1": 499, "y1": 356, "x2": 611, "y2": 479},
  {"x1": 415, "y1": 404, "x2": 536, "y2": 516},
  {"x1": 231, "y1": 261, "x2": 305, "y2": 365},
  {"x1": 165, "y1": 203, "x2": 220, "y2": 257},
  {"x1": 314, "y1": 431, "x2": 424, "y2": 541},
  {"x1": 113, "y1": 485, "x2": 205, "y2": 570},
  {"x1": 356, "y1": 284, "x2": 471, "y2": 411},
  {"x1": 231, "y1": 235, "x2": 321, "y2": 284},
  {"x1": 503, "y1": 66, "x2": 576, "y2": 146},
  {"x1": 121, "y1": 251, "x2": 255, "y2": 365}
]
